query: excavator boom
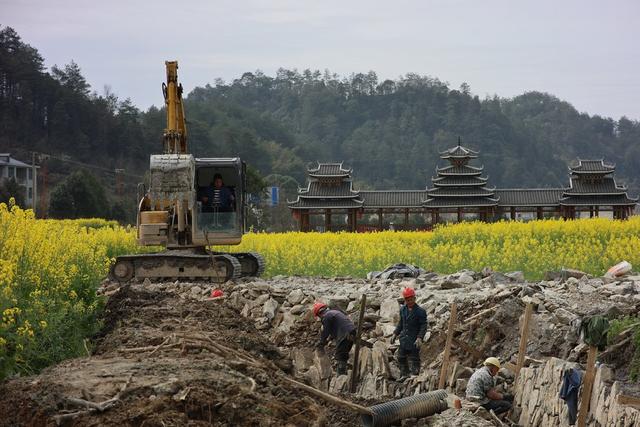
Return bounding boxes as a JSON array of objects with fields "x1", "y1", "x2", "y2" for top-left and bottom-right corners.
[{"x1": 163, "y1": 61, "x2": 187, "y2": 154}]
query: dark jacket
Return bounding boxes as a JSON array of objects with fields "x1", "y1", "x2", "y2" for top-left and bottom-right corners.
[
  {"x1": 394, "y1": 304, "x2": 427, "y2": 350},
  {"x1": 202, "y1": 186, "x2": 235, "y2": 212},
  {"x1": 318, "y1": 309, "x2": 356, "y2": 347},
  {"x1": 560, "y1": 367, "x2": 582, "y2": 425}
]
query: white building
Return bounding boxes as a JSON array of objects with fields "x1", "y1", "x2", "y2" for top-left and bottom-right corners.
[{"x1": 0, "y1": 153, "x2": 37, "y2": 208}]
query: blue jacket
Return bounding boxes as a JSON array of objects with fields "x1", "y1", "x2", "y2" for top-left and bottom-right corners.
[
  {"x1": 319, "y1": 309, "x2": 356, "y2": 347},
  {"x1": 560, "y1": 367, "x2": 582, "y2": 425},
  {"x1": 394, "y1": 304, "x2": 428, "y2": 350},
  {"x1": 201, "y1": 186, "x2": 235, "y2": 212}
]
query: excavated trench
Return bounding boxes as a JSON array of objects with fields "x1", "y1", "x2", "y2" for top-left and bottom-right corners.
[
  {"x1": 0, "y1": 285, "x2": 363, "y2": 427},
  {"x1": 2, "y1": 269, "x2": 640, "y2": 427}
]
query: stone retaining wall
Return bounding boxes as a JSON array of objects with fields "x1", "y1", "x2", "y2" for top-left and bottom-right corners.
[{"x1": 514, "y1": 357, "x2": 640, "y2": 426}]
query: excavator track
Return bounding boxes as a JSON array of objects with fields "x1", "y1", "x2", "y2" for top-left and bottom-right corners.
[
  {"x1": 109, "y1": 250, "x2": 242, "y2": 284},
  {"x1": 223, "y1": 252, "x2": 265, "y2": 278}
]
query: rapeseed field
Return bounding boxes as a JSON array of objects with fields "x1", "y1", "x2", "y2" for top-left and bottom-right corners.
[
  {"x1": 226, "y1": 218, "x2": 640, "y2": 278},
  {"x1": 2, "y1": 198, "x2": 639, "y2": 378}
]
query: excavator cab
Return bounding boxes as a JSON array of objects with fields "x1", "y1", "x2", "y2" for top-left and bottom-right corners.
[{"x1": 192, "y1": 158, "x2": 246, "y2": 245}]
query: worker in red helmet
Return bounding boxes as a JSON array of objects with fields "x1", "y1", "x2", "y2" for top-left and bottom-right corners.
[
  {"x1": 391, "y1": 287, "x2": 427, "y2": 379},
  {"x1": 313, "y1": 302, "x2": 356, "y2": 376}
]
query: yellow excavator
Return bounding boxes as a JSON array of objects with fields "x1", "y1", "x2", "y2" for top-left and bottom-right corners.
[{"x1": 109, "y1": 61, "x2": 264, "y2": 283}]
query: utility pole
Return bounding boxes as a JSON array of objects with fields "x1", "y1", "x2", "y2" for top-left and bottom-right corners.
[
  {"x1": 115, "y1": 169, "x2": 125, "y2": 196},
  {"x1": 39, "y1": 157, "x2": 48, "y2": 218},
  {"x1": 31, "y1": 152, "x2": 37, "y2": 217}
]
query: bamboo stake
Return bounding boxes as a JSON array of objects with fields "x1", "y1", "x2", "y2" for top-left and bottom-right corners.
[
  {"x1": 350, "y1": 294, "x2": 367, "y2": 393},
  {"x1": 515, "y1": 303, "x2": 533, "y2": 383},
  {"x1": 577, "y1": 345, "x2": 598, "y2": 427},
  {"x1": 438, "y1": 302, "x2": 457, "y2": 389}
]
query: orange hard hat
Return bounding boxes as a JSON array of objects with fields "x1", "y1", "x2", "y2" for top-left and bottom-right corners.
[
  {"x1": 210, "y1": 289, "x2": 224, "y2": 298},
  {"x1": 402, "y1": 287, "x2": 416, "y2": 298},
  {"x1": 313, "y1": 302, "x2": 328, "y2": 317}
]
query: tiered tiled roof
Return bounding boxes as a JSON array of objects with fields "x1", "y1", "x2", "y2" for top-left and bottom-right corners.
[
  {"x1": 439, "y1": 142, "x2": 479, "y2": 159},
  {"x1": 308, "y1": 162, "x2": 352, "y2": 178},
  {"x1": 559, "y1": 161, "x2": 636, "y2": 207},
  {"x1": 432, "y1": 176, "x2": 488, "y2": 186},
  {"x1": 425, "y1": 142, "x2": 498, "y2": 208},
  {"x1": 289, "y1": 162, "x2": 363, "y2": 210},
  {"x1": 569, "y1": 159, "x2": 615, "y2": 174},
  {"x1": 436, "y1": 165, "x2": 484, "y2": 176},
  {"x1": 289, "y1": 154, "x2": 637, "y2": 214},
  {"x1": 300, "y1": 181, "x2": 359, "y2": 198}
]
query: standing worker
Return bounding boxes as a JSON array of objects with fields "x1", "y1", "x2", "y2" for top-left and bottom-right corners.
[
  {"x1": 466, "y1": 357, "x2": 513, "y2": 415},
  {"x1": 391, "y1": 287, "x2": 427, "y2": 378},
  {"x1": 313, "y1": 302, "x2": 356, "y2": 375}
]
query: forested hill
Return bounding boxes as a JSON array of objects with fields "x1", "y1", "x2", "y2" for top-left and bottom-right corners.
[
  {"x1": 187, "y1": 72, "x2": 640, "y2": 193},
  {"x1": 2, "y1": 25, "x2": 640, "y2": 200}
]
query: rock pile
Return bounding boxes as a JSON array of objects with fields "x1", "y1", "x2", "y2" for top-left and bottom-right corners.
[{"x1": 95, "y1": 267, "x2": 640, "y2": 425}]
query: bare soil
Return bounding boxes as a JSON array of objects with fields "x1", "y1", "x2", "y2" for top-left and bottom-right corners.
[{"x1": 0, "y1": 285, "x2": 360, "y2": 427}]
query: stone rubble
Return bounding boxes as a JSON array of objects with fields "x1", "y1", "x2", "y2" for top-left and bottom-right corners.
[{"x1": 101, "y1": 267, "x2": 640, "y2": 425}]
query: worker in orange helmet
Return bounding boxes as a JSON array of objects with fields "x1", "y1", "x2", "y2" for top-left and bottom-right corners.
[
  {"x1": 391, "y1": 287, "x2": 427, "y2": 379},
  {"x1": 313, "y1": 302, "x2": 356, "y2": 376}
]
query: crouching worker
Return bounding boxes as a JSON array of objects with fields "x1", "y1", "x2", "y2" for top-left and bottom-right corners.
[
  {"x1": 466, "y1": 357, "x2": 513, "y2": 415},
  {"x1": 313, "y1": 302, "x2": 356, "y2": 375},
  {"x1": 391, "y1": 287, "x2": 427, "y2": 378}
]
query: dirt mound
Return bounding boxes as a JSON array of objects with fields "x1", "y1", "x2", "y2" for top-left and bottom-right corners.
[{"x1": 0, "y1": 285, "x2": 349, "y2": 427}]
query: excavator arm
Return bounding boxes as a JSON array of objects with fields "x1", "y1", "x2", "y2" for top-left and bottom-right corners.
[{"x1": 162, "y1": 61, "x2": 187, "y2": 154}]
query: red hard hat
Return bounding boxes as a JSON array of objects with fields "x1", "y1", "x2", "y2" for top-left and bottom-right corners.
[
  {"x1": 402, "y1": 287, "x2": 416, "y2": 298},
  {"x1": 313, "y1": 302, "x2": 328, "y2": 317},
  {"x1": 210, "y1": 289, "x2": 224, "y2": 298}
]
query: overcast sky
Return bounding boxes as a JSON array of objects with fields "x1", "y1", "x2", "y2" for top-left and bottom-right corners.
[{"x1": 3, "y1": 0, "x2": 639, "y2": 120}]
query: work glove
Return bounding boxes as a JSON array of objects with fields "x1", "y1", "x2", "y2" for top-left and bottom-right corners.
[
  {"x1": 415, "y1": 338, "x2": 423, "y2": 348},
  {"x1": 503, "y1": 393, "x2": 514, "y2": 402},
  {"x1": 391, "y1": 333, "x2": 397, "y2": 344}
]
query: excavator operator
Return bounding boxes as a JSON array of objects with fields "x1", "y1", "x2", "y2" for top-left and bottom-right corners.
[{"x1": 201, "y1": 173, "x2": 235, "y2": 213}]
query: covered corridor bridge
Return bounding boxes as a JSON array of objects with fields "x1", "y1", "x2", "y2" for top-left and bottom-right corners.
[{"x1": 288, "y1": 143, "x2": 637, "y2": 232}]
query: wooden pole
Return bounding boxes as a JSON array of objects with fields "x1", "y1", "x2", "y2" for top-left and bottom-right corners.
[
  {"x1": 438, "y1": 302, "x2": 457, "y2": 389},
  {"x1": 31, "y1": 152, "x2": 37, "y2": 216},
  {"x1": 281, "y1": 376, "x2": 373, "y2": 415},
  {"x1": 577, "y1": 345, "x2": 598, "y2": 427},
  {"x1": 515, "y1": 303, "x2": 534, "y2": 383},
  {"x1": 350, "y1": 294, "x2": 367, "y2": 393},
  {"x1": 351, "y1": 209, "x2": 357, "y2": 232}
]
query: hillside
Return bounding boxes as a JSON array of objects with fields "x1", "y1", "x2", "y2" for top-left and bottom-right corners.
[{"x1": 2, "y1": 25, "x2": 640, "y2": 217}]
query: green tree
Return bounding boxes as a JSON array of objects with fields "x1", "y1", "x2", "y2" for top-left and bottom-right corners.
[
  {"x1": 48, "y1": 170, "x2": 110, "y2": 218},
  {"x1": 0, "y1": 178, "x2": 26, "y2": 206},
  {"x1": 50, "y1": 61, "x2": 90, "y2": 96}
]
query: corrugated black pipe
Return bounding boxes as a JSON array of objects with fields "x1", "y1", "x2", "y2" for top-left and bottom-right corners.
[{"x1": 361, "y1": 389, "x2": 449, "y2": 427}]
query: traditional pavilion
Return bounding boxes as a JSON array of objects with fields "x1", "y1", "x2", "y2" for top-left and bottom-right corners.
[
  {"x1": 288, "y1": 163, "x2": 363, "y2": 232},
  {"x1": 424, "y1": 144, "x2": 498, "y2": 223},
  {"x1": 288, "y1": 142, "x2": 637, "y2": 232}
]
